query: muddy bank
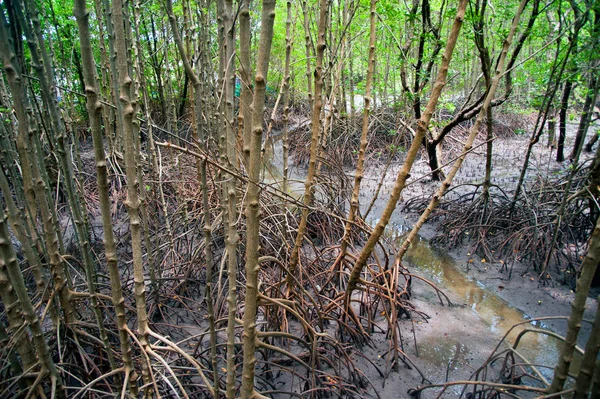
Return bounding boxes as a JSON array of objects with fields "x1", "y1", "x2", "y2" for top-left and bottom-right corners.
[
  {"x1": 359, "y1": 123, "x2": 598, "y2": 396},
  {"x1": 265, "y1": 121, "x2": 599, "y2": 396}
]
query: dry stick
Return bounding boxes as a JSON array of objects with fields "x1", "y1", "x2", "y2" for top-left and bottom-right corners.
[
  {"x1": 241, "y1": 1, "x2": 276, "y2": 398},
  {"x1": 71, "y1": 368, "x2": 125, "y2": 399},
  {"x1": 287, "y1": 0, "x2": 329, "y2": 287},
  {"x1": 111, "y1": 0, "x2": 153, "y2": 390},
  {"x1": 164, "y1": 1, "x2": 220, "y2": 395},
  {"x1": 147, "y1": 330, "x2": 214, "y2": 393},
  {"x1": 74, "y1": 0, "x2": 139, "y2": 395},
  {"x1": 363, "y1": 142, "x2": 398, "y2": 220},
  {"x1": 264, "y1": 79, "x2": 284, "y2": 144},
  {"x1": 14, "y1": 0, "x2": 117, "y2": 372},
  {"x1": 343, "y1": 0, "x2": 469, "y2": 300},
  {"x1": 412, "y1": 380, "x2": 556, "y2": 397},
  {"x1": 405, "y1": 137, "x2": 496, "y2": 188},
  {"x1": 397, "y1": 0, "x2": 527, "y2": 261},
  {"x1": 339, "y1": 0, "x2": 377, "y2": 260},
  {"x1": 511, "y1": 328, "x2": 582, "y2": 385}
]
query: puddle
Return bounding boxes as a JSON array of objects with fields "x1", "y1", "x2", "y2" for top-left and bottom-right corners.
[{"x1": 386, "y1": 225, "x2": 582, "y2": 381}]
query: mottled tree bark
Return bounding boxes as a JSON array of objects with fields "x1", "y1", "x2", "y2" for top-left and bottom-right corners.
[{"x1": 241, "y1": 1, "x2": 277, "y2": 397}]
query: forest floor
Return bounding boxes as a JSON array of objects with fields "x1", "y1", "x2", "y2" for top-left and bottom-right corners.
[
  {"x1": 272, "y1": 118, "x2": 600, "y2": 397},
  {"x1": 363, "y1": 122, "x2": 599, "y2": 397}
]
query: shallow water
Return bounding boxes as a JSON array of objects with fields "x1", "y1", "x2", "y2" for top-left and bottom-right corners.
[
  {"x1": 262, "y1": 138, "x2": 305, "y2": 197},
  {"x1": 386, "y1": 224, "x2": 582, "y2": 382}
]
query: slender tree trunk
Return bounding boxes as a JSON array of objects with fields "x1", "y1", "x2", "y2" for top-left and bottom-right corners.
[
  {"x1": 0, "y1": 169, "x2": 57, "y2": 326},
  {"x1": 93, "y1": 0, "x2": 115, "y2": 155},
  {"x1": 344, "y1": 0, "x2": 469, "y2": 298},
  {"x1": 482, "y1": 105, "x2": 494, "y2": 198},
  {"x1": 339, "y1": 0, "x2": 376, "y2": 259},
  {"x1": 302, "y1": 1, "x2": 314, "y2": 108},
  {"x1": 0, "y1": 8, "x2": 75, "y2": 327},
  {"x1": 428, "y1": 0, "x2": 540, "y2": 180},
  {"x1": 165, "y1": 1, "x2": 220, "y2": 394},
  {"x1": 472, "y1": 0, "x2": 493, "y2": 199},
  {"x1": 220, "y1": 1, "x2": 239, "y2": 396},
  {"x1": 240, "y1": 0, "x2": 253, "y2": 165},
  {"x1": 541, "y1": 7, "x2": 600, "y2": 273},
  {"x1": 570, "y1": 3, "x2": 599, "y2": 160},
  {"x1": 14, "y1": 0, "x2": 117, "y2": 370},
  {"x1": 288, "y1": 0, "x2": 329, "y2": 285},
  {"x1": 0, "y1": 319, "x2": 25, "y2": 386},
  {"x1": 282, "y1": 1, "x2": 293, "y2": 238},
  {"x1": 241, "y1": 1, "x2": 276, "y2": 398},
  {"x1": 74, "y1": 0, "x2": 139, "y2": 393},
  {"x1": 0, "y1": 201, "x2": 37, "y2": 376},
  {"x1": 397, "y1": 0, "x2": 528, "y2": 261},
  {"x1": 513, "y1": 4, "x2": 582, "y2": 202},
  {"x1": 102, "y1": 0, "x2": 124, "y2": 152},
  {"x1": 573, "y1": 295, "x2": 600, "y2": 398},
  {"x1": 570, "y1": 76, "x2": 599, "y2": 160},
  {"x1": 585, "y1": 129, "x2": 598, "y2": 152},
  {"x1": 0, "y1": 205, "x2": 66, "y2": 398},
  {"x1": 112, "y1": 0, "x2": 153, "y2": 389},
  {"x1": 549, "y1": 216, "x2": 600, "y2": 393},
  {"x1": 541, "y1": 73, "x2": 600, "y2": 279},
  {"x1": 593, "y1": 356, "x2": 600, "y2": 397}
]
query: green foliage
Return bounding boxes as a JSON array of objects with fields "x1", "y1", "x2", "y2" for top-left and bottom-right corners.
[
  {"x1": 388, "y1": 144, "x2": 405, "y2": 153},
  {"x1": 440, "y1": 100, "x2": 456, "y2": 114}
]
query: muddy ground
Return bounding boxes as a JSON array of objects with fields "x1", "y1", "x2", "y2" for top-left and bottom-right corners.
[
  {"x1": 361, "y1": 122, "x2": 599, "y2": 397},
  {"x1": 270, "y1": 119, "x2": 600, "y2": 397}
]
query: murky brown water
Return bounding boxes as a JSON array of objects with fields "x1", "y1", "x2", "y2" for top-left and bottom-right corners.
[{"x1": 387, "y1": 226, "x2": 582, "y2": 382}]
